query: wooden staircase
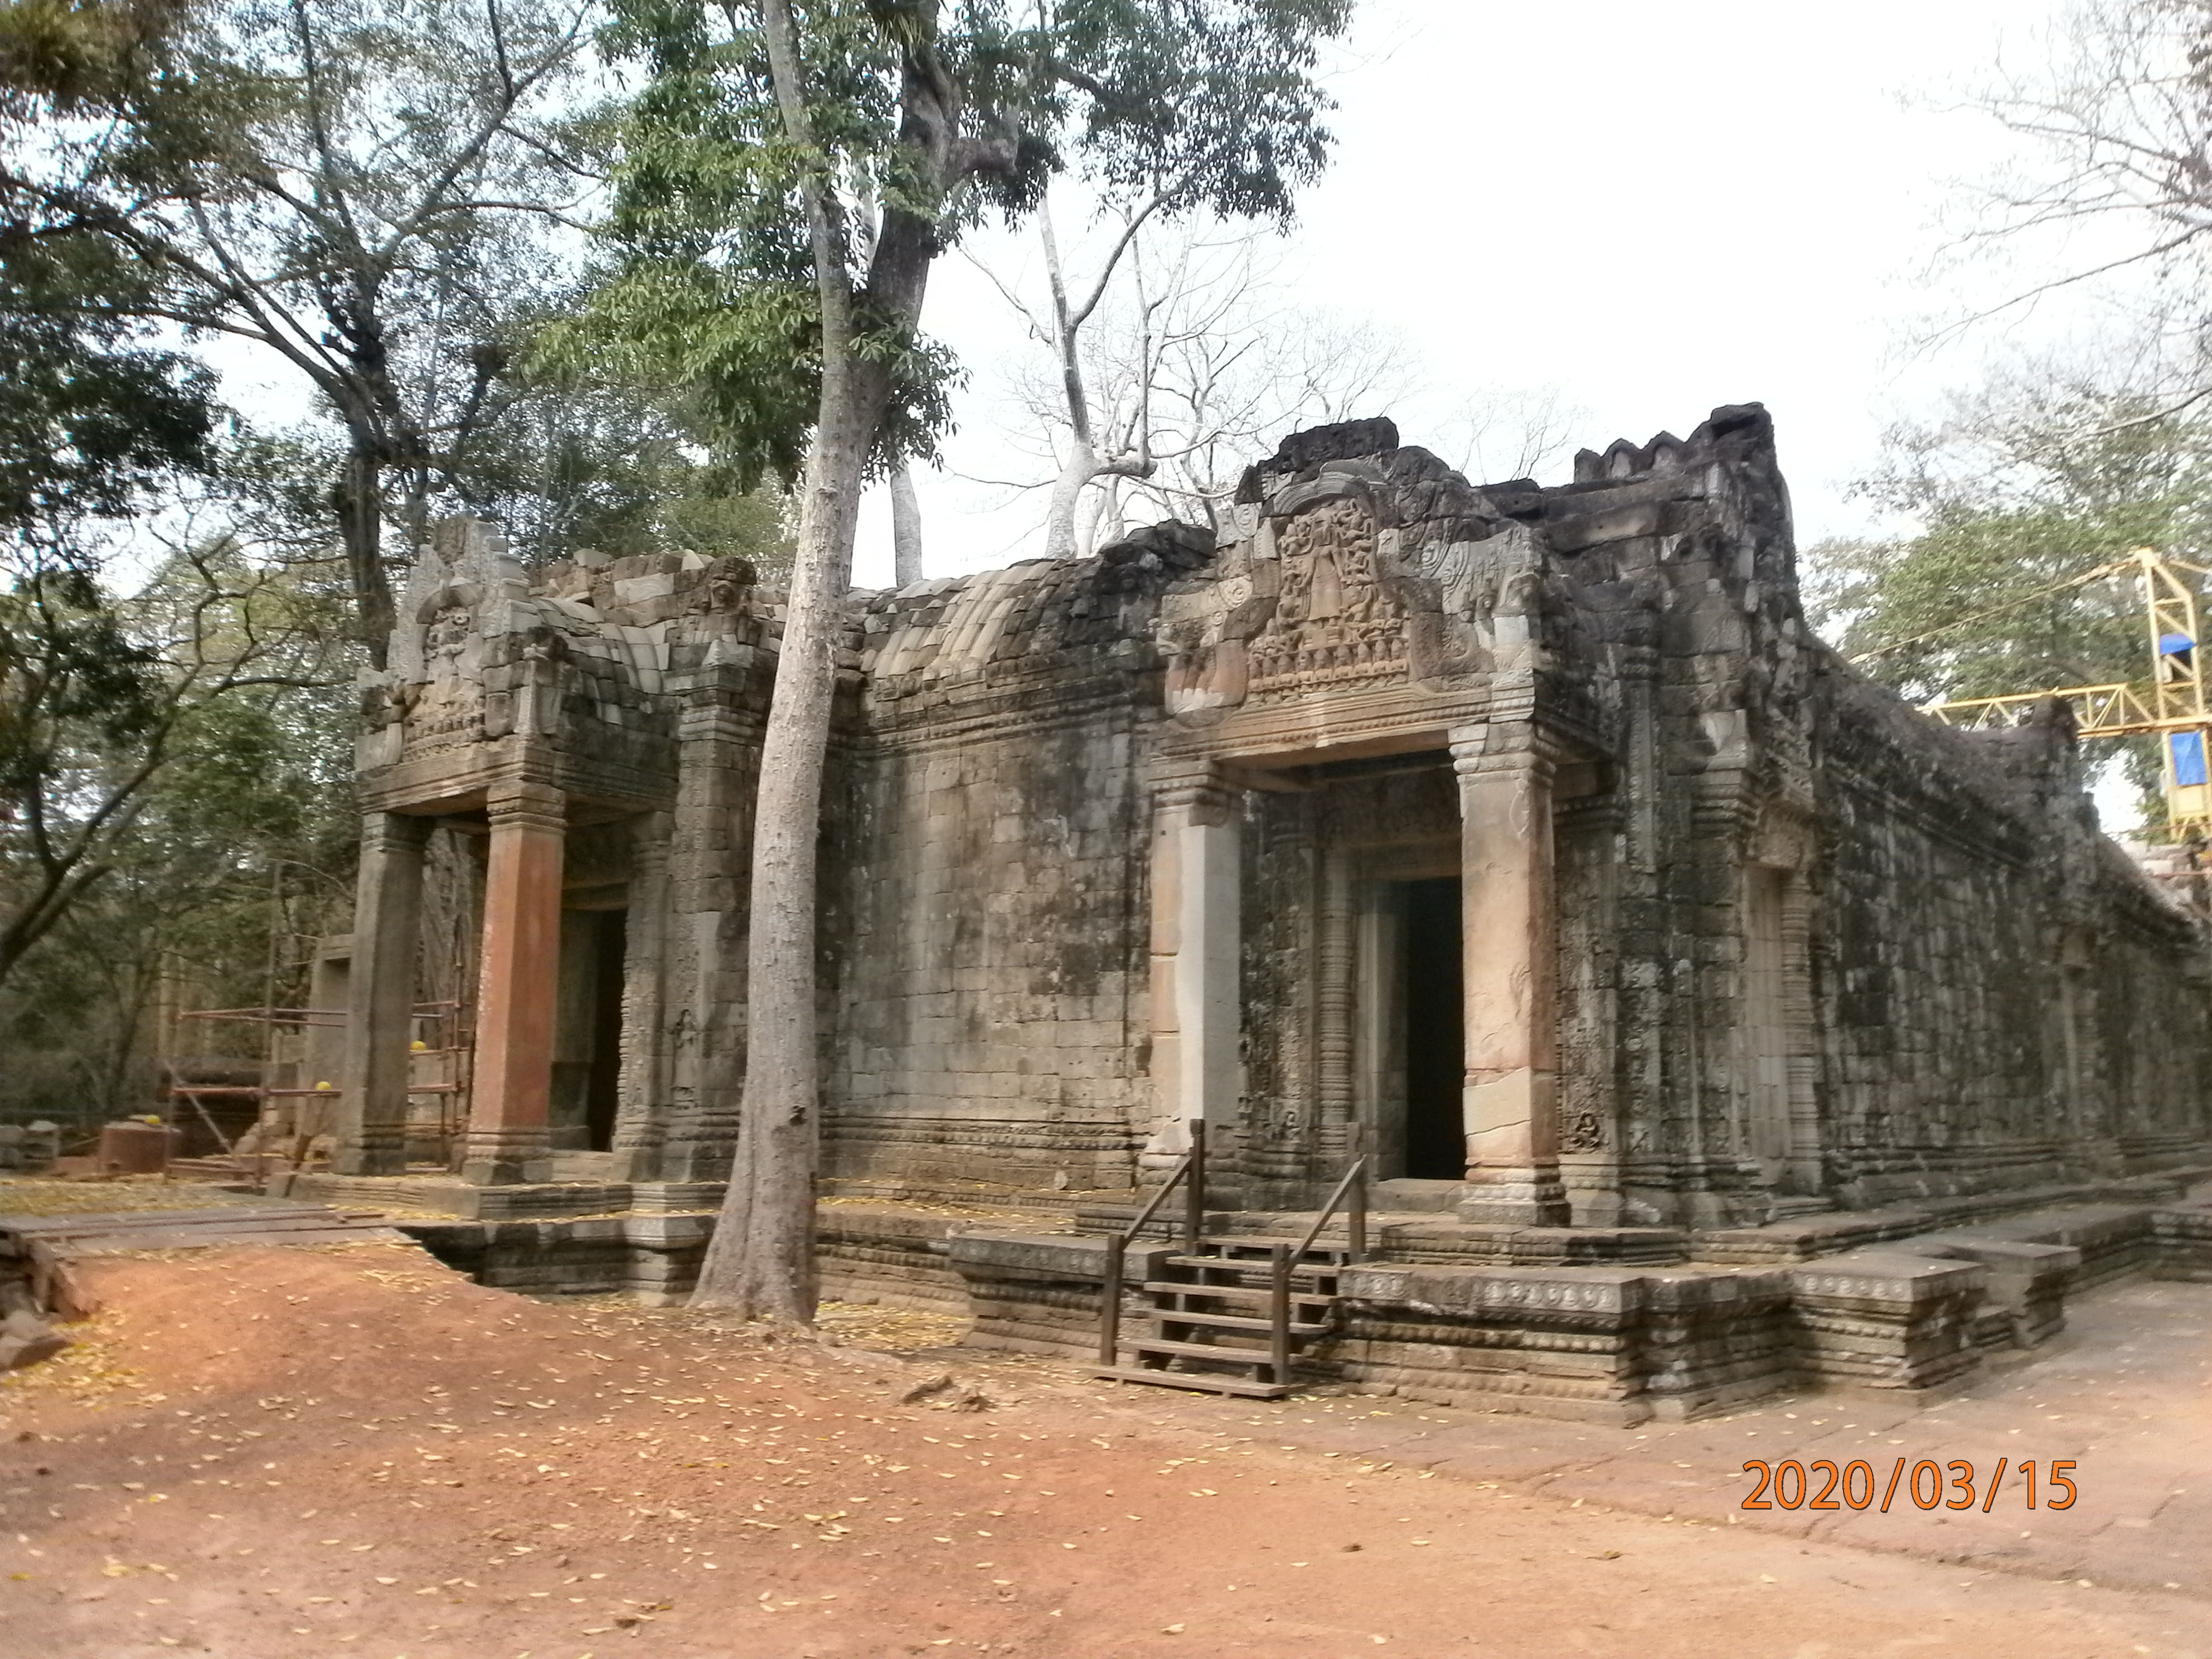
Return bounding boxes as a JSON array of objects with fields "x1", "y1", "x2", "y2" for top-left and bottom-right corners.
[
  {"x1": 1095, "y1": 1236, "x2": 1351, "y2": 1398},
  {"x1": 1092, "y1": 1121, "x2": 1367, "y2": 1400}
]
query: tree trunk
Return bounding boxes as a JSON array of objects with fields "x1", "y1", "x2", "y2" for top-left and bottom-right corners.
[
  {"x1": 1091, "y1": 477, "x2": 1127, "y2": 553},
  {"x1": 0, "y1": 860, "x2": 111, "y2": 992},
  {"x1": 1043, "y1": 439, "x2": 1101, "y2": 561},
  {"x1": 690, "y1": 0, "x2": 894, "y2": 1321},
  {"x1": 889, "y1": 465, "x2": 924, "y2": 586},
  {"x1": 337, "y1": 440, "x2": 394, "y2": 672},
  {"x1": 1037, "y1": 195, "x2": 1101, "y2": 563},
  {"x1": 691, "y1": 367, "x2": 871, "y2": 1320}
]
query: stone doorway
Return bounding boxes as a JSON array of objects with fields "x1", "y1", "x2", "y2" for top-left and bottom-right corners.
[
  {"x1": 554, "y1": 907, "x2": 627, "y2": 1153},
  {"x1": 1398, "y1": 875, "x2": 1465, "y2": 1180}
]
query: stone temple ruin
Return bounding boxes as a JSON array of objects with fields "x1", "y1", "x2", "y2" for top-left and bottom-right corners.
[{"x1": 303, "y1": 404, "x2": 2212, "y2": 1420}]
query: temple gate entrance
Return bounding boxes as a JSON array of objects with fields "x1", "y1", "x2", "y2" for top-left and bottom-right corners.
[{"x1": 1399, "y1": 875, "x2": 1466, "y2": 1180}]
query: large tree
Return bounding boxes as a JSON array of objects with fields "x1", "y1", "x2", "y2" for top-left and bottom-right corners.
[
  {"x1": 1806, "y1": 381, "x2": 2212, "y2": 820},
  {"x1": 1, "y1": 539, "x2": 357, "y2": 1124},
  {"x1": 0, "y1": 202, "x2": 226, "y2": 986},
  {"x1": 588, "y1": 0, "x2": 1353, "y2": 1319},
  {"x1": 0, "y1": 0, "x2": 598, "y2": 663},
  {"x1": 1, "y1": 519, "x2": 351, "y2": 990},
  {"x1": 1943, "y1": 1, "x2": 2212, "y2": 425},
  {"x1": 976, "y1": 208, "x2": 1414, "y2": 552}
]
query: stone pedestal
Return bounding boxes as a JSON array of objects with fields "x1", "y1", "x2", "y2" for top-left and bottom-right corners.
[
  {"x1": 1451, "y1": 725, "x2": 1570, "y2": 1225},
  {"x1": 333, "y1": 812, "x2": 431, "y2": 1175},
  {"x1": 463, "y1": 784, "x2": 565, "y2": 1185},
  {"x1": 1147, "y1": 772, "x2": 1242, "y2": 1166}
]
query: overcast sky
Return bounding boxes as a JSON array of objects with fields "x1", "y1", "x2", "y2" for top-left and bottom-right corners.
[{"x1": 850, "y1": 0, "x2": 2074, "y2": 588}]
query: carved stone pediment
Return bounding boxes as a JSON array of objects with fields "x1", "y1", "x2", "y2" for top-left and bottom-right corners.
[{"x1": 1248, "y1": 484, "x2": 1408, "y2": 698}]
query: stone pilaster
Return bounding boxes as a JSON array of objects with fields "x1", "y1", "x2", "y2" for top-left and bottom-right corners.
[
  {"x1": 462, "y1": 783, "x2": 565, "y2": 1185},
  {"x1": 611, "y1": 811, "x2": 672, "y2": 1181},
  {"x1": 1148, "y1": 769, "x2": 1243, "y2": 1156},
  {"x1": 657, "y1": 690, "x2": 758, "y2": 1182},
  {"x1": 332, "y1": 812, "x2": 432, "y2": 1176},
  {"x1": 1451, "y1": 722, "x2": 1571, "y2": 1225}
]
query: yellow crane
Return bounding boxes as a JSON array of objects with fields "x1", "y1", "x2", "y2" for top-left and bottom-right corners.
[{"x1": 1857, "y1": 547, "x2": 2212, "y2": 827}]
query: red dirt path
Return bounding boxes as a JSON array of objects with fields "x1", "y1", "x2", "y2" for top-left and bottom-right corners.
[{"x1": 1, "y1": 1244, "x2": 2204, "y2": 1658}]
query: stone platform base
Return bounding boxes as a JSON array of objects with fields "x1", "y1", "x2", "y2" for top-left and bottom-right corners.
[
  {"x1": 296, "y1": 1171, "x2": 2212, "y2": 1427},
  {"x1": 953, "y1": 1187, "x2": 2212, "y2": 1425},
  {"x1": 390, "y1": 1198, "x2": 1031, "y2": 1309}
]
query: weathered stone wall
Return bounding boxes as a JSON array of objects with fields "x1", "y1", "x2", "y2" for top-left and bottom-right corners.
[
  {"x1": 822, "y1": 554, "x2": 1194, "y2": 1192},
  {"x1": 1516, "y1": 409, "x2": 2212, "y2": 1226},
  {"x1": 1804, "y1": 680, "x2": 2212, "y2": 1206},
  {"x1": 349, "y1": 410, "x2": 2212, "y2": 1220}
]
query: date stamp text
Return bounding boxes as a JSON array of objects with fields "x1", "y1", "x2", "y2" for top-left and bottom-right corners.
[{"x1": 1740, "y1": 1457, "x2": 2077, "y2": 1512}]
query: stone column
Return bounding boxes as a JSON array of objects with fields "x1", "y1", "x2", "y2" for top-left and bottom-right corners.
[
  {"x1": 1148, "y1": 770, "x2": 1241, "y2": 1148},
  {"x1": 462, "y1": 783, "x2": 565, "y2": 1185},
  {"x1": 332, "y1": 812, "x2": 432, "y2": 1176},
  {"x1": 658, "y1": 690, "x2": 758, "y2": 1184},
  {"x1": 611, "y1": 811, "x2": 672, "y2": 1181},
  {"x1": 1451, "y1": 724, "x2": 1571, "y2": 1225}
]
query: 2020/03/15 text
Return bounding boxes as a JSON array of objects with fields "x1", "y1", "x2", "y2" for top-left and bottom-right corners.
[{"x1": 1741, "y1": 1457, "x2": 2077, "y2": 1512}]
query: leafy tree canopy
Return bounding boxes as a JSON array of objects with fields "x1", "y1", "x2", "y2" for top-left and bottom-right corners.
[
  {"x1": 0, "y1": 232, "x2": 217, "y2": 566},
  {"x1": 1807, "y1": 383, "x2": 2212, "y2": 824},
  {"x1": 1809, "y1": 386, "x2": 2212, "y2": 707},
  {"x1": 0, "y1": 0, "x2": 601, "y2": 656},
  {"x1": 571, "y1": 0, "x2": 1353, "y2": 486}
]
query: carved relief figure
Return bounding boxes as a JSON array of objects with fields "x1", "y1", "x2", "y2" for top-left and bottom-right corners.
[
  {"x1": 405, "y1": 592, "x2": 487, "y2": 754},
  {"x1": 1157, "y1": 569, "x2": 1263, "y2": 717},
  {"x1": 1250, "y1": 494, "x2": 1405, "y2": 694},
  {"x1": 425, "y1": 601, "x2": 474, "y2": 667}
]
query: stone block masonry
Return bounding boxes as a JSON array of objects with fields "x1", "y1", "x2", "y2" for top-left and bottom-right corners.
[
  {"x1": 946, "y1": 1190, "x2": 2212, "y2": 1423},
  {"x1": 336, "y1": 404, "x2": 2212, "y2": 1245}
]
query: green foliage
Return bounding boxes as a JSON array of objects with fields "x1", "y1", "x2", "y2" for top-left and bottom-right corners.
[
  {"x1": 0, "y1": 222, "x2": 219, "y2": 567},
  {"x1": 1806, "y1": 386, "x2": 2212, "y2": 823},
  {"x1": 0, "y1": 527, "x2": 358, "y2": 1123},
  {"x1": 0, "y1": 569, "x2": 159, "y2": 793},
  {"x1": 0, "y1": 0, "x2": 601, "y2": 648},
  {"x1": 0, "y1": 135, "x2": 229, "y2": 1008},
  {"x1": 453, "y1": 361, "x2": 797, "y2": 571},
  {"x1": 574, "y1": 0, "x2": 1354, "y2": 479},
  {"x1": 1808, "y1": 390, "x2": 2212, "y2": 703},
  {"x1": 0, "y1": 305, "x2": 214, "y2": 560}
]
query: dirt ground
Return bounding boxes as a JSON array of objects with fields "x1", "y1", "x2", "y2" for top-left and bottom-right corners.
[{"x1": 3, "y1": 1244, "x2": 2209, "y2": 1659}]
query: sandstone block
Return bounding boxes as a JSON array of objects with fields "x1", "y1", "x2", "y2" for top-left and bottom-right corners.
[{"x1": 1786, "y1": 1252, "x2": 1986, "y2": 1390}]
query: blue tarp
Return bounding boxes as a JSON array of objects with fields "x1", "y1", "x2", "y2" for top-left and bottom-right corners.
[{"x1": 2173, "y1": 729, "x2": 2209, "y2": 788}]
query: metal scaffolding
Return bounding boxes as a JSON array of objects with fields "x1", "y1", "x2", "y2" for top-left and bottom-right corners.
[
  {"x1": 162, "y1": 1000, "x2": 471, "y2": 1172},
  {"x1": 1893, "y1": 548, "x2": 2212, "y2": 828}
]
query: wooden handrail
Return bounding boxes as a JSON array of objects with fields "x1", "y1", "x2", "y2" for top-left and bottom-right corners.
[
  {"x1": 1268, "y1": 1244, "x2": 1292, "y2": 1384},
  {"x1": 1183, "y1": 1119, "x2": 1207, "y2": 1253},
  {"x1": 1099, "y1": 1119, "x2": 1206, "y2": 1368},
  {"x1": 1294, "y1": 1148, "x2": 1369, "y2": 1264}
]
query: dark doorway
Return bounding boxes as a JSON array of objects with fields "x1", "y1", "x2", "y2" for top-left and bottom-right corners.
[
  {"x1": 583, "y1": 910, "x2": 627, "y2": 1152},
  {"x1": 1400, "y1": 877, "x2": 1465, "y2": 1180}
]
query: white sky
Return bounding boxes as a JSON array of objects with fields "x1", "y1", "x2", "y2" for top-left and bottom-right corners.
[
  {"x1": 200, "y1": 0, "x2": 2081, "y2": 579},
  {"x1": 850, "y1": 0, "x2": 2070, "y2": 587}
]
